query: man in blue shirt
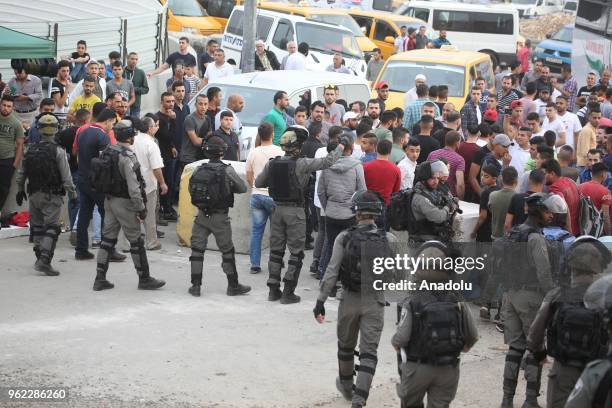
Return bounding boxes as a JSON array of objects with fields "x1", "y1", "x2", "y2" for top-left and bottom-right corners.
[
  {"x1": 432, "y1": 30, "x2": 451, "y2": 48},
  {"x1": 580, "y1": 148, "x2": 612, "y2": 189}
]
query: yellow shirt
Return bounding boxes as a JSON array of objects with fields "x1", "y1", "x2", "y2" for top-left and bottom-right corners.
[
  {"x1": 576, "y1": 123, "x2": 597, "y2": 167},
  {"x1": 69, "y1": 94, "x2": 101, "y2": 113}
]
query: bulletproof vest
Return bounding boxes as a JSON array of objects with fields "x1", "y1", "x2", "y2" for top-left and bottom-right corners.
[
  {"x1": 268, "y1": 156, "x2": 302, "y2": 204},
  {"x1": 404, "y1": 291, "x2": 465, "y2": 365},
  {"x1": 388, "y1": 188, "x2": 415, "y2": 232},
  {"x1": 339, "y1": 225, "x2": 391, "y2": 292},
  {"x1": 90, "y1": 145, "x2": 137, "y2": 199},
  {"x1": 23, "y1": 141, "x2": 64, "y2": 195},
  {"x1": 410, "y1": 182, "x2": 453, "y2": 242},
  {"x1": 547, "y1": 284, "x2": 608, "y2": 367},
  {"x1": 492, "y1": 224, "x2": 540, "y2": 289},
  {"x1": 189, "y1": 161, "x2": 233, "y2": 213}
]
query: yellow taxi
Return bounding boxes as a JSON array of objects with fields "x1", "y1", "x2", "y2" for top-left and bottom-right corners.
[
  {"x1": 373, "y1": 47, "x2": 495, "y2": 111},
  {"x1": 346, "y1": 10, "x2": 434, "y2": 59},
  {"x1": 163, "y1": 0, "x2": 226, "y2": 36},
  {"x1": 257, "y1": 3, "x2": 379, "y2": 58}
]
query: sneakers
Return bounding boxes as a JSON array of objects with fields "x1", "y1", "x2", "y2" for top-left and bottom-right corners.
[
  {"x1": 75, "y1": 251, "x2": 95, "y2": 260},
  {"x1": 93, "y1": 279, "x2": 115, "y2": 291},
  {"x1": 34, "y1": 259, "x2": 60, "y2": 276},
  {"x1": 268, "y1": 287, "x2": 282, "y2": 301},
  {"x1": 335, "y1": 377, "x2": 353, "y2": 401},
  {"x1": 496, "y1": 322, "x2": 505, "y2": 333},
  {"x1": 91, "y1": 241, "x2": 101, "y2": 249},
  {"x1": 250, "y1": 266, "x2": 261, "y2": 274},
  {"x1": 69, "y1": 231, "x2": 77, "y2": 247},
  {"x1": 188, "y1": 284, "x2": 201, "y2": 297},
  {"x1": 227, "y1": 283, "x2": 251, "y2": 296},
  {"x1": 138, "y1": 277, "x2": 166, "y2": 290},
  {"x1": 480, "y1": 307, "x2": 491, "y2": 320},
  {"x1": 156, "y1": 230, "x2": 165, "y2": 238}
]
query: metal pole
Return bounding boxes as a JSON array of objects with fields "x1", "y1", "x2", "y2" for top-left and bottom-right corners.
[
  {"x1": 53, "y1": 23, "x2": 59, "y2": 58},
  {"x1": 122, "y1": 19, "x2": 128, "y2": 65},
  {"x1": 240, "y1": 0, "x2": 257, "y2": 73}
]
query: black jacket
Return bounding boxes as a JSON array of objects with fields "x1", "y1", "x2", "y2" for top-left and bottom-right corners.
[{"x1": 254, "y1": 50, "x2": 280, "y2": 71}]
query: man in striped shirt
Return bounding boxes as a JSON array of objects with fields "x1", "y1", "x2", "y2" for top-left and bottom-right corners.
[{"x1": 497, "y1": 75, "x2": 520, "y2": 115}]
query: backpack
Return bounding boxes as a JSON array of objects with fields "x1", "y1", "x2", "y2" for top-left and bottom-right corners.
[
  {"x1": 90, "y1": 147, "x2": 129, "y2": 197},
  {"x1": 543, "y1": 227, "x2": 576, "y2": 287},
  {"x1": 189, "y1": 162, "x2": 233, "y2": 212},
  {"x1": 405, "y1": 292, "x2": 465, "y2": 365},
  {"x1": 268, "y1": 156, "x2": 302, "y2": 204},
  {"x1": 23, "y1": 142, "x2": 63, "y2": 194},
  {"x1": 491, "y1": 224, "x2": 538, "y2": 290},
  {"x1": 339, "y1": 226, "x2": 392, "y2": 292},
  {"x1": 388, "y1": 188, "x2": 415, "y2": 232},
  {"x1": 580, "y1": 194, "x2": 604, "y2": 237},
  {"x1": 547, "y1": 295, "x2": 607, "y2": 367}
]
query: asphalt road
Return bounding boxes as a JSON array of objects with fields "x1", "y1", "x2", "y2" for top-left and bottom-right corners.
[{"x1": 0, "y1": 224, "x2": 549, "y2": 408}]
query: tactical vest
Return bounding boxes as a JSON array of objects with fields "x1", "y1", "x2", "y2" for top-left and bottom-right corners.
[
  {"x1": 410, "y1": 182, "x2": 454, "y2": 242},
  {"x1": 404, "y1": 291, "x2": 465, "y2": 366},
  {"x1": 189, "y1": 161, "x2": 233, "y2": 213},
  {"x1": 543, "y1": 227, "x2": 576, "y2": 287},
  {"x1": 23, "y1": 141, "x2": 64, "y2": 195},
  {"x1": 339, "y1": 225, "x2": 391, "y2": 292},
  {"x1": 268, "y1": 156, "x2": 303, "y2": 205},
  {"x1": 90, "y1": 145, "x2": 145, "y2": 200},
  {"x1": 547, "y1": 284, "x2": 608, "y2": 367},
  {"x1": 491, "y1": 224, "x2": 540, "y2": 289}
]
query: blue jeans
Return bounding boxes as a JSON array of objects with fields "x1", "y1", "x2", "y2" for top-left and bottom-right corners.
[
  {"x1": 76, "y1": 183, "x2": 105, "y2": 254},
  {"x1": 250, "y1": 194, "x2": 275, "y2": 268}
]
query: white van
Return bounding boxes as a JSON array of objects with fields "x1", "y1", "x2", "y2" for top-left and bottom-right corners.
[
  {"x1": 189, "y1": 70, "x2": 371, "y2": 159},
  {"x1": 395, "y1": 1, "x2": 521, "y2": 66},
  {"x1": 510, "y1": 0, "x2": 564, "y2": 18},
  {"x1": 222, "y1": 6, "x2": 367, "y2": 77}
]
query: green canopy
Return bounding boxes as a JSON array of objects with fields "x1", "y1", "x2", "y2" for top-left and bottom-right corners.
[{"x1": 0, "y1": 26, "x2": 55, "y2": 59}]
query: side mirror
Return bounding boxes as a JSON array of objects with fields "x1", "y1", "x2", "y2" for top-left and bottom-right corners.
[{"x1": 384, "y1": 36, "x2": 395, "y2": 44}]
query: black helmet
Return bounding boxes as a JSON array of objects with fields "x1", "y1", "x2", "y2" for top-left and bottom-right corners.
[
  {"x1": 350, "y1": 190, "x2": 383, "y2": 216},
  {"x1": 567, "y1": 236, "x2": 612, "y2": 275},
  {"x1": 279, "y1": 125, "x2": 309, "y2": 152},
  {"x1": 203, "y1": 136, "x2": 228, "y2": 157},
  {"x1": 113, "y1": 119, "x2": 136, "y2": 142}
]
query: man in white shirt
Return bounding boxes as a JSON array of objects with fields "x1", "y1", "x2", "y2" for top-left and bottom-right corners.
[
  {"x1": 68, "y1": 60, "x2": 106, "y2": 106},
  {"x1": 245, "y1": 123, "x2": 283, "y2": 274},
  {"x1": 283, "y1": 41, "x2": 307, "y2": 71},
  {"x1": 509, "y1": 127, "x2": 532, "y2": 179},
  {"x1": 215, "y1": 94, "x2": 244, "y2": 135},
  {"x1": 542, "y1": 102, "x2": 567, "y2": 147},
  {"x1": 403, "y1": 74, "x2": 427, "y2": 108},
  {"x1": 203, "y1": 49, "x2": 234, "y2": 85},
  {"x1": 398, "y1": 138, "x2": 420, "y2": 189},
  {"x1": 394, "y1": 25, "x2": 409, "y2": 54},
  {"x1": 534, "y1": 88, "x2": 552, "y2": 118},
  {"x1": 556, "y1": 95, "x2": 582, "y2": 151},
  {"x1": 119, "y1": 116, "x2": 166, "y2": 251}
]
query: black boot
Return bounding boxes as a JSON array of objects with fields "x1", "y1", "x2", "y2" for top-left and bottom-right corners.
[
  {"x1": 226, "y1": 274, "x2": 251, "y2": 296},
  {"x1": 280, "y1": 281, "x2": 301, "y2": 304},
  {"x1": 268, "y1": 285, "x2": 282, "y2": 301},
  {"x1": 336, "y1": 376, "x2": 353, "y2": 401},
  {"x1": 188, "y1": 285, "x2": 201, "y2": 297},
  {"x1": 93, "y1": 269, "x2": 114, "y2": 291},
  {"x1": 34, "y1": 259, "x2": 60, "y2": 276},
  {"x1": 500, "y1": 395, "x2": 514, "y2": 408},
  {"x1": 521, "y1": 397, "x2": 541, "y2": 408},
  {"x1": 138, "y1": 276, "x2": 166, "y2": 290}
]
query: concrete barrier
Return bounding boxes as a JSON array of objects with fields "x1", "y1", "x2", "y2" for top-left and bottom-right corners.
[{"x1": 176, "y1": 159, "x2": 269, "y2": 254}]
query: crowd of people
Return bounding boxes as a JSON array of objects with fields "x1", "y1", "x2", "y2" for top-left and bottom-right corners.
[{"x1": 2, "y1": 31, "x2": 612, "y2": 408}]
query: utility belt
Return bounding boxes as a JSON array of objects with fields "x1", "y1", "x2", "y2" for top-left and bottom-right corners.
[
  {"x1": 403, "y1": 354, "x2": 460, "y2": 367},
  {"x1": 28, "y1": 185, "x2": 65, "y2": 196},
  {"x1": 200, "y1": 208, "x2": 229, "y2": 214}
]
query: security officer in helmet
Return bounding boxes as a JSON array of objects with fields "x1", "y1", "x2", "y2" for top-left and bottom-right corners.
[
  {"x1": 188, "y1": 135, "x2": 250, "y2": 297},
  {"x1": 91, "y1": 118, "x2": 166, "y2": 291},
  {"x1": 314, "y1": 190, "x2": 396, "y2": 408},
  {"x1": 526, "y1": 236, "x2": 611, "y2": 408},
  {"x1": 255, "y1": 125, "x2": 346, "y2": 304},
  {"x1": 566, "y1": 270, "x2": 612, "y2": 408},
  {"x1": 392, "y1": 241, "x2": 479, "y2": 408},
  {"x1": 497, "y1": 193, "x2": 555, "y2": 408},
  {"x1": 15, "y1": 113, "x2": 76, "y2": 275},
  {"x1": 410, "y1": 160, "x2": 459, "y2": 243}
]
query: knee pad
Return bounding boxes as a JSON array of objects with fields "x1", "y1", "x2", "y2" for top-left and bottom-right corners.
[
  {"x1": 270, "y1": 249, "x2": 284, "y2": 264},
  {"x1": 191, "y1": 245, "x2": 205, "y2": 254},
  {"x1": 222, "y1": 247, "x2": 236, "y2": 263},
  {"x1": 44, "y1": 224, "x2": 61, "y2": 238},
  {"x1": 101, "y1": 237, "x2": 118, "y2": 251}
]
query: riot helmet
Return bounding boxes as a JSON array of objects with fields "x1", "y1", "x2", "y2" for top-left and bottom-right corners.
[
  {"x1": 37, "y1": 113, "x2": 59, "y2": 136},
  {"x1": 350, "y1": 190, "x2": 383, "y2": 216}
]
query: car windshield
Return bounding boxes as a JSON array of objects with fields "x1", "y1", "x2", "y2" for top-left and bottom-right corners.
[
  {"x1": 380, "y1": 61, "x2": 466, "y2": 97},
  {"x1": 551, "y1": 26, "x2": 573, "y2": 42},
  {"x1": 296, "y1": 22, "x2": 362, "y2": 59},
  {"x1": 168, "y1": 0, "x2": 208, "y2": 17},
  {"x1": 310, "y1": 14, "x2": 364, "y2": 37},
  {"x1": 197, "y1": 86, "x2": 277, "y2": 126}
]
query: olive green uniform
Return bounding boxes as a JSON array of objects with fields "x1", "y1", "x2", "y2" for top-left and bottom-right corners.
[{"x1": 565, "y1": 357, "x2": 612, "y2": 408}]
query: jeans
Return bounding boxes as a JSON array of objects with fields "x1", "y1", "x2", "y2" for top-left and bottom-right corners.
[
  {"x1": 160, "y1": 158, "x2": 175, "y2": 213},
  {"x1": 0, "y1": 158, "x2": 15, "y2": 212},
  {"x1": 320, "y1": 216, "x2": 356, "y2": 279},
  {"x1": 76, "y1": 183, "x2": 105, "y2": 254},
  {"x1": 305, "y1": 182, "x2": 317, "y2": 241},
  {"x1": 130, "y1": 107, "x2": 140, "y2": 119},
  {"x1": 250, "y1": 194, "x2": 275, "y2": 268}
]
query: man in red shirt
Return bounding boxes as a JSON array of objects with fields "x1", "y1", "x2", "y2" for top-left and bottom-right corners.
[
  {"x1": 72, "y1": 102, "x2": 117, "y2": 155},
  {"x1": 579, "y1": 162, "x2": 612, "y2": 234},
  {"x1": 457, "y1": 124, "x2": 481, "y2": 203},
  {"x1": 542, "y1": 159, "x2": 581, "y2": 235},
  {"x1": 363, "y1": 139, "x2": 401, "y2": 228}
]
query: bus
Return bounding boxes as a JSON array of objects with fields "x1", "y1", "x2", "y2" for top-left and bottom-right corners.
[{"x1": 571, "y1": 0, "x2": 611, "y2": 82}]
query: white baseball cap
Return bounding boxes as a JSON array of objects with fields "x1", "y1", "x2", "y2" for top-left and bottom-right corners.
[{"x1": 343, "y1": 111, "x2": 359, "y2": 121}]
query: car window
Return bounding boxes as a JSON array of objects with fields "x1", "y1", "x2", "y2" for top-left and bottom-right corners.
[
  {"x1": 475, "y1": 59, "x2": 494, "y2": 89},
  {"x1": 404, "y1": 7, "x2": 430, "y2": 22},
  {"x1": 227, "y1": 9, "x2": 244, "y2": 36},
  {"x1": 351, "y1": 15, "x2": 374, "y2": 37},
  {"x1": 315, "y1": 84, "x2": 369, "y2": 104},
  {"x1": 374, "y1": 20, "x2": 396, "y2": 41},
  {"x1": 272, "y1": 19, "x2": 294, "y2": 50},
  {"x1": 380, "y1": 61, "x2": 466, "y2": 97},
  {"x1": 257, "y1": 16, "x2": 273, "y2": 41},
  {"x1": 473, "y1": 12, "x2": 514, "y2": 35},
  {"x1": 433, "y1": 10, "x2": 471, "y2": 31}
]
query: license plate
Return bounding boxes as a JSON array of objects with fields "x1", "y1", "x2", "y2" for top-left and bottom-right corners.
[{"x1": 546, "y1": 57, "x2": 562, "y2": 64}]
